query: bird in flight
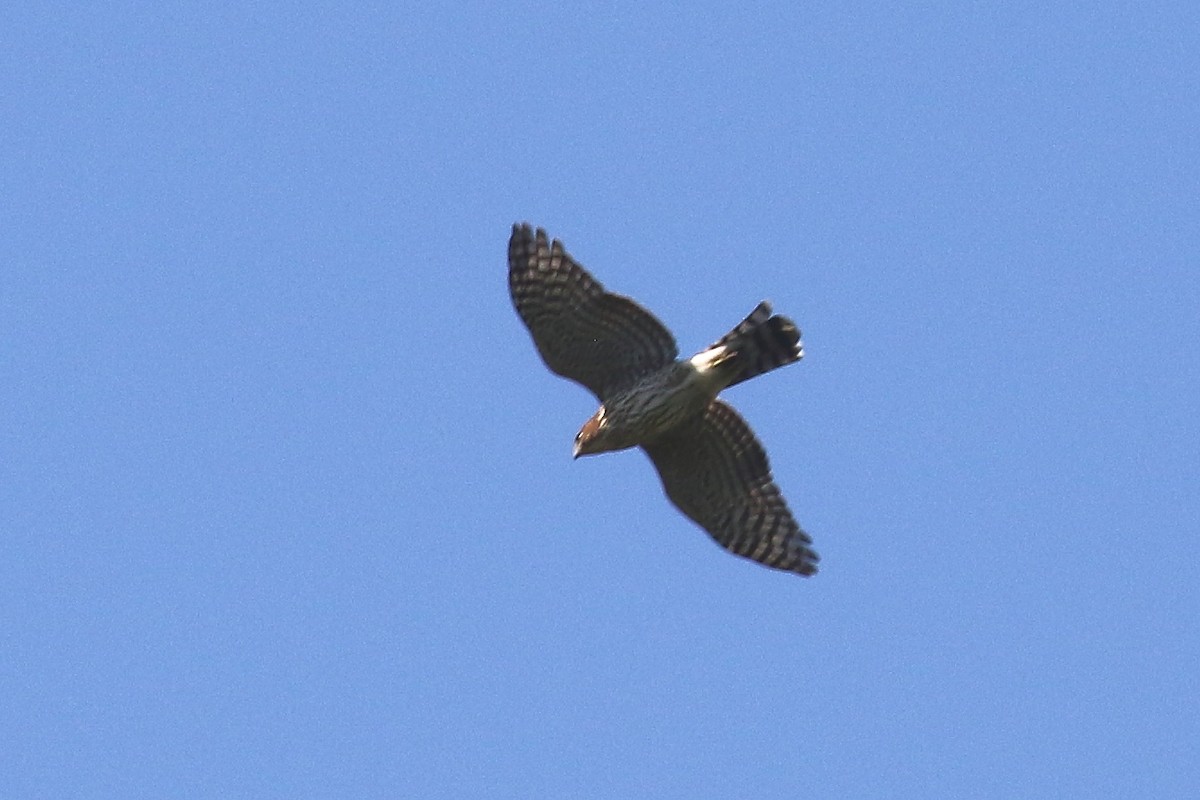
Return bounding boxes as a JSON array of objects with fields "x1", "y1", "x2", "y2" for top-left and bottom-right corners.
[{"x1": 508, "y1": 223, "x2": 818, "y2": 576}]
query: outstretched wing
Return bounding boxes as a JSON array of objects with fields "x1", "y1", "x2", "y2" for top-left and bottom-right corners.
[
  {"x1": 508, "y1": 223, "x2": 678, "y2": 401},
  {"x1": 643, "y1": 400, "x2": 818, "y2": 576}
]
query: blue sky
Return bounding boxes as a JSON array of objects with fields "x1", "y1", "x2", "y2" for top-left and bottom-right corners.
[{"x1": 4, "y1": 2, "x2": 1198, "y2": 797}]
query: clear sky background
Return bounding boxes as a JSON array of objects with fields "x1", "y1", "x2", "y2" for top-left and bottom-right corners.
[{"x1": 4, "y1": 3, "x2": 1198, "y2": 798}]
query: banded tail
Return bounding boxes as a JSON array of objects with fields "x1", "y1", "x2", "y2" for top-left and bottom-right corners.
[{"x1": 704, "y1": 301, "x2": 803, "y2": 389}]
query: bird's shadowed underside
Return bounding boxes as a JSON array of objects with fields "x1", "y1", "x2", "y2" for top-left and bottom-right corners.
[{"x1": 508, "y1": 222, "x2": 818, "y2": 577}]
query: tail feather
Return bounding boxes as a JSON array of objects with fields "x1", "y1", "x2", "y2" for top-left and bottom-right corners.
[{"x1": 707, "y1": 301, "x2": 803, "y2": 388}]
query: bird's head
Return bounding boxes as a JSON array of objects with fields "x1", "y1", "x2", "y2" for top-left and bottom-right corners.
[{"x1": 573, "y1": 409, "x2": 608, "y2": 459}]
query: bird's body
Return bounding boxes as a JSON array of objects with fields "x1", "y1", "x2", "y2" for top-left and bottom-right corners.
[
  {"x1": 575, "y1": 360, "x2": 714, "y2": 456},
  {"x1": 573, "y1": 303, "x2": 801, "y2": 457},
  {"x1": 508, "y1": 223, "x2": 819, "y2": 577}
]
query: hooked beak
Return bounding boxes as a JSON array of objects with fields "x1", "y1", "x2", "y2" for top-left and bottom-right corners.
[{"x1": 572, "y1": 442, "x2": 582, "y2": 460}]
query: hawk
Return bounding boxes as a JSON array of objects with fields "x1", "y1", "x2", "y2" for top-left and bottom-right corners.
[{"x1": 508, "y1": 223, "x2": 819, "y2": 577}]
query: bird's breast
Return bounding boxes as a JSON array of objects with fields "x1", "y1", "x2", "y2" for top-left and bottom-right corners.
[{"x1": 606, "y1": 365, "x2": 713, "y2": 443}]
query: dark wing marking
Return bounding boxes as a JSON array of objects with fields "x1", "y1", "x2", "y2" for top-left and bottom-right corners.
[
  {"x1": 643, "y1": 400, "x2": 818, "y2": 576},
  {"x1": 508, "y1": 223, "x2": 678, "y2": 401}
]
